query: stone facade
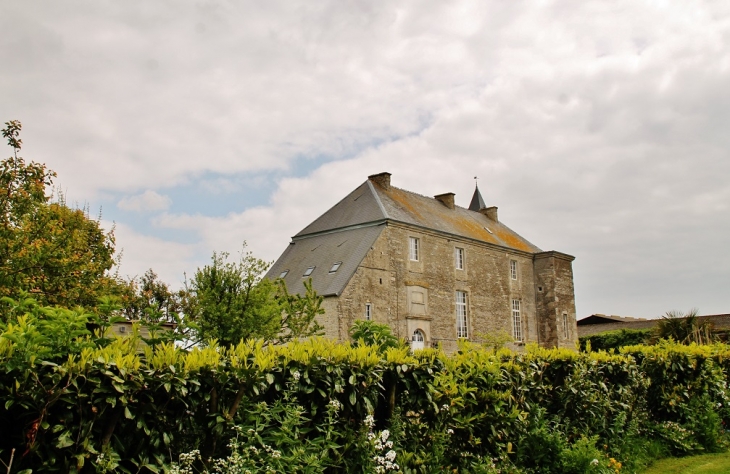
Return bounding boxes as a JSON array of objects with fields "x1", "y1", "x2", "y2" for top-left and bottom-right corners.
[{"x1": 266, "y1": 173, "x2": 578, "y2": 352}]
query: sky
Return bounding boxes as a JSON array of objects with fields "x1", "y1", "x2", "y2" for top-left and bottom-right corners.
[{"x1": 2, "y1": 0, "x2": 729, "y2": 319}]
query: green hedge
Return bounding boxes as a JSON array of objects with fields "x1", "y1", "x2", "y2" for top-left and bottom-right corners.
[
  {"x1": 2, "y1": 319, "x2": 730, "y2": 473},
  {"x1": 579, "y1": 328, "x2": 652, "y2": 351}
]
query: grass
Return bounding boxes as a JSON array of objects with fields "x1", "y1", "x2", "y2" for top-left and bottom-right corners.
[{"x1": 641, "y1": 451, "x2": 730, "y2": 474}]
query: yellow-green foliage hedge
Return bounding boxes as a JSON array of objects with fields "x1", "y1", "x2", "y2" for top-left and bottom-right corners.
[{"x1": 2, "y1": 319, "x2": 730, "y2": 473}]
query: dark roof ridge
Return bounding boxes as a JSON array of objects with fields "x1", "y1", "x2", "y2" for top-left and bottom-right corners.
[
  {"x1": 366, "y1": 180, "x2": 389, "y2": 218},
  {"x1": 293, "y1": 219, "x2": 387, "y2": 240}
]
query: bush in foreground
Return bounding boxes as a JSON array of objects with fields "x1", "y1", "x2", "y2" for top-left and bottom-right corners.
[{"x1": 1, "y1": 302, "x2": 730, "y2": 473}]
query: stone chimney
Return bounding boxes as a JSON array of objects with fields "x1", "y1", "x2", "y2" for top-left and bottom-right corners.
[
  {"x1": 368, "y1": 172, "x2": 391, "y2": 190},
  {"x1": 480, "y1": 206, "x2": 498, "y2": 222},
  {"x1": 434, "y1": 193, "x2": 455, "y2": 210}
]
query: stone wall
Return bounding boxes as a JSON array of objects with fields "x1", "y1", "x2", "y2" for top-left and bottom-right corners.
[
  {"x1": 577, "y1": 314, "x2": 730, "y2": 338},
  {"x1": 533, "y1": 251, "x2": 577, "y2": 348},
  {"x1": 329, "y1": 222, "x2": 571, "y2": 352}
]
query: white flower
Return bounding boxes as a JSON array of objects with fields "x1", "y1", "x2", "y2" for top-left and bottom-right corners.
[
  {"x1": 441, "y1": 404, "x2": 450, "y2": 412},
  {"x1": 447, "y1": 428, "x2": 454, "y2": 435},
  {"x1": 380, "y1": 430, "x2": 390, "y2": 441},
  {"x1": 385, "y1": 450, "x2": 397, "y2": 461},
  {"x1": 365, "y1": 414, "x2": 376, "y2": 428},
  {"x1": 590, "y1": 459, "x2": 599, "y2": 466},
  {"x1": 292, "y1": 370, "x2": 301, "y2": 381}
]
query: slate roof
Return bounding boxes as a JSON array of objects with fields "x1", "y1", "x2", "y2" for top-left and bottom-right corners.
[
  {"x1": 577, "y1": 314, "x2": 648, "y2": 326},
  {"x1": 468, "y1": 184, "x2": 487, "y2": 211},
  {"x1": 267, "y1": 224, "x2": 384, "y2": 297},
  {"x1": 372, "y1": 183, "x2": 541, "y2": 253},
  {"x1": 267, "y1": 176, "x2": 543, "y2": 296}
]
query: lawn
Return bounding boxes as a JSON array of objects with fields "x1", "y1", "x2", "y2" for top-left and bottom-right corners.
[{"x1": 641, "y1": 451, "x2": 730, "y2": 474}]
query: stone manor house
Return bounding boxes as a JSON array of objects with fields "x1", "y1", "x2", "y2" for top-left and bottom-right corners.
[{"x1": 266, "y1": 172, "x2": 577, "y2": 352}]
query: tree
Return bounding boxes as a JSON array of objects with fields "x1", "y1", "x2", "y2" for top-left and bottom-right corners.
[
  {"x1": 186, "y1": 248, "x2": 324, "y2": 347},
  {"x1": 0, "y1": 120, "x2": 122, "y2": 310},
  {"x1": 654, "y1": 308, "x2": 715, "y2": 345},
  {"x1": 121, "y1": 269, "x2": 184, "y2": 323}
]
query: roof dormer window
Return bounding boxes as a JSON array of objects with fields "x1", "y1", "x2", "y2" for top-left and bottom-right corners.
[
  {"x1": 279, "y1": 270, "x2": 289, "y2": 278},
  {"x1": 329, "y1": 262, "x2": 342, "y2": 273},
  {"x1": 303, "y1": 266, "x2": 315, "y2": 277}
]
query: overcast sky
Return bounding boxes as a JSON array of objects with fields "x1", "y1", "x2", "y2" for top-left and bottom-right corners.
[{"x1": 2, "y1": 0, "x2": 729, "y2": 319}]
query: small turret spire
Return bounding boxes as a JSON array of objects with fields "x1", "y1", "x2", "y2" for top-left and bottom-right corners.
[{"x1": 468, "y1": 177, "x2": 486, "y2": 211}]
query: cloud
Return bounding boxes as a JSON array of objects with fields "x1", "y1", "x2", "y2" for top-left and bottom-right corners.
[
  {"x1": 117, "y1": 190, "x2": 172, "y2": 212},
  {"x1": 110, "y1": 222, "x2": 199, "y2": 287},
  {"x1": 3, "y1": 0, "x2": 730, "y2": 318}
]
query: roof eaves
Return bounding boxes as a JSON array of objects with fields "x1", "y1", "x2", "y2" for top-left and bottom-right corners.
[{"x1": 386, "y1": 219, "x2": 537, "y2": 258}]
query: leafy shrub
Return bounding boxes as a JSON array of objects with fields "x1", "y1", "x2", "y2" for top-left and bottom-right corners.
[
  {"x1": 579, "y1": 329, "x2": 651, "y2": 352},
  {"x1": 560, "y1": 436, "x2": 610, "y2": 474},
  {"x1": 514, "y1": 410, "x2": 567, "y2": 473},
  {"x1": 3, "y1": 303, "x2": 730, "y2": 473}
]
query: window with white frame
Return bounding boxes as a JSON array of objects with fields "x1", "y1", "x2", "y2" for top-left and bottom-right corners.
[
  {"x1": 411, "y1": 329, "x2": 425, "y2": 351},
  {"x1": 510, "y1": 260, "x2": 517, "y2": 280},
  {"x1": 409, "y1": 237, "x2": 419, "y2": 261},
  {"x1": 456, "y1": 291, "x2": 468, "y2": 338},
  {"x1": 562, "y1": 313, "x2": 568, "y2": 339},
  {"x1": 455, "y1": 247, "x2": 464, "y2": 270},
  {"x1": 365, "y1": 303, "x2": 372, "y2": 321},
  {"x1": 512, "y1": 299, "x2": 522, "y2": 342}
]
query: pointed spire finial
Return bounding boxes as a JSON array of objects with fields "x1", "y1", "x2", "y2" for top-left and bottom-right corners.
[{"x1": 468, "y1": 177, "x2": 486, "y2": 211}]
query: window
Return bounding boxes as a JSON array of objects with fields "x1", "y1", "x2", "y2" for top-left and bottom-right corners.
[
  {"x1": 365, "y1": 303, "x2": 372, "y2": 321},
  {"x1": 563, "y1": 313, "x2": 569, "y2": 339},
  {"x1": 456, "y1": 291, "x2": 468, "y2": 338},
  {"x1": 411, "y1": 329, "x2": 425, "y2": 351},
  {"x1": 510, "y1": 260, "x2": 517, "y2": 280},
  {"x1": 409, "y1": 237, "x2": 419, "y2": 261},
  {"x1": 329, "y1": 262, "x2": 342, "y2": 273},
  {"x1": 303, "y1": 266, "x2": 315, "y2": 277},
  {"x1": 512, "y1": 299, "x2": 522, "y2": 342},
  {"x1": 279, "y1": 270, "x2": 289, "y2": 278},
  {"x1": 455, "y1": 247, "x2": 464, "y2": 270}
]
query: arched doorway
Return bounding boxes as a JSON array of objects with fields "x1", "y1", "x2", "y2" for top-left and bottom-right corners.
[{"x1": 411, "y1": 329, "x2": 425, "y2": 351}]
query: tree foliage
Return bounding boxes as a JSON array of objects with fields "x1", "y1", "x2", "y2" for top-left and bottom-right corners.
[
  {"x1": 654, "y1": 309, "x2": 716, "y2": 345},
  {"x1": 186, "y1": 249, "x2": 324, "y2": 347},
  {"x1": 0, "y1": 120, "x2": 121, "y2": 310},
  {"x1": 349, "y1": 320, "x2": 403, "y2": 352},
  {"x1": 121, "y1": 269, "x2": 185, "y2": 324},
  {"x1": 579, "y1": 328, "x2": 651, "y2": 352}
]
